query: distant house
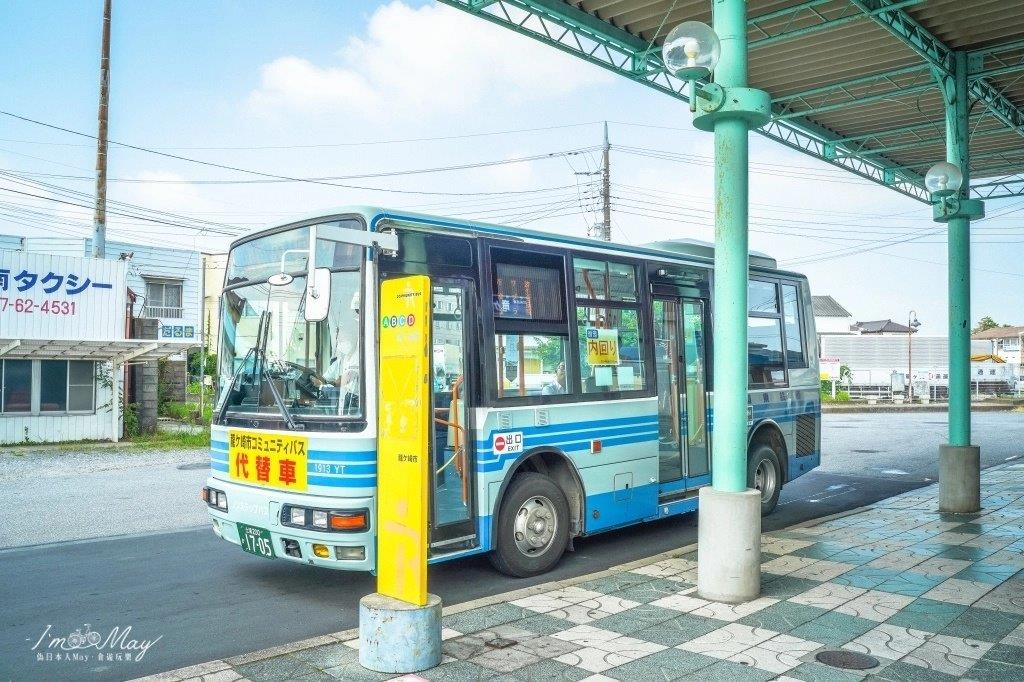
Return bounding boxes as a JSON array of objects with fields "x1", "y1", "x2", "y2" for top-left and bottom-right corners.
[
  {"x1": 972, "y1": 325, "x2": 1023, "y2": 364},
  {"x1": 812, "y1": 295, "x2": 854, "y2": 336},
  {"x1": 851, "y1": 319, "x2": 919, "y2": 335}
]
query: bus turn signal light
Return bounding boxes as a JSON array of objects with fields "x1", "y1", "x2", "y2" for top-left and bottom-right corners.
[
  {"x1": 329, "y1": 512, "x2": 367, "y2": 531},
  {"x1": 312, "y1": 544, "x2": 330, "y2": 558}
]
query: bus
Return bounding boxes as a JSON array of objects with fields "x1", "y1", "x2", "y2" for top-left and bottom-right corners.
[{"x1": 205, "y1": 207, "x2": 820, "y2": 577}]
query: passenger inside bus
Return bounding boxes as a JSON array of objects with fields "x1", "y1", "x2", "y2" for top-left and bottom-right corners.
[{"x1": 541, "y1": 362, "x2": 567, "y2": 395}]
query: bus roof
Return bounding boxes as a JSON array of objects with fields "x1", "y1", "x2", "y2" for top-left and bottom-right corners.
[{"x1": 241, "y1": 205, "x2": 797, "y2": 276}]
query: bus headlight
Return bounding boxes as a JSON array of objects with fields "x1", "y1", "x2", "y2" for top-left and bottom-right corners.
[
  {"x1": 281, "y1": 505, "x2": 368, "y2": 533},
  {"x1": 202, "y1": 486, "x2": 228, "y2": 512}
]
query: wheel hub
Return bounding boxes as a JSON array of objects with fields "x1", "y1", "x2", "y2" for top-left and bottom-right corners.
[
  {"x1": 514, "y1": 496, "x2": 557, "y2": 556},
  {"x1": 755, "y1": 459, "x2": 777, "y2": 501}
]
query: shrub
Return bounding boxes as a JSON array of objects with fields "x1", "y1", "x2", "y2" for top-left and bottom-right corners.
[{"x1": 123, "y1": 402, "x2": 141, "y2": 439}]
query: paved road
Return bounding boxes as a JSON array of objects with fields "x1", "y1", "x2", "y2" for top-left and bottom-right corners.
[{"x1": 1, "y1": 411, "x2": 1022, "y2": 681}]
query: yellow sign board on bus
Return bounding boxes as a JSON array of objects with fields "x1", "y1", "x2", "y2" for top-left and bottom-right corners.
[
  {"x1": 377, "y1": 275, "x2": 431, "y2": 607},
  {"x1": 228, "y1": 429, "x2": 309, "y2": 492},
  {"x1": 585, "y1": 326, "x2": 620, "y2": 366}
]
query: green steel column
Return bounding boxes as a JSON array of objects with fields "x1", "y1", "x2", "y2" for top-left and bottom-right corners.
[
  {"x1": 947, "y1": 51, "x2": 971, "y2": 447},
  {"x1": 711, "y1": 0, "x2": 751, "y2": 493}
]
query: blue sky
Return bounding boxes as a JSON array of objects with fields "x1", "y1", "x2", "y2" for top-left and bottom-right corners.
[{"x1": 0, "y1": 0, "x2": 1019, "y2": 333}]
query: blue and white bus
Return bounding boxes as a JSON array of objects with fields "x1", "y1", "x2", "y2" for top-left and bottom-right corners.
[{"x1": 205, "y1": 207, "x2": 820, "y2": 577}]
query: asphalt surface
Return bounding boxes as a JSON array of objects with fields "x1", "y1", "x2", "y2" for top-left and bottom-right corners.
[{"x1": 1, "y1": 411, "x2": 1022, "y2": 681}]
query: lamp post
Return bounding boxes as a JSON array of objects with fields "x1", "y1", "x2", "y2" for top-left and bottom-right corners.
[
  {"x1": 927, "y1": 154, "x2": 984, "y2": 513},
  {"x1": 907, "y1": 310, "x2": 920, "y2": 402},
  {"x1": 663, "y1": 4, "x2": 771, "y2": 604}
]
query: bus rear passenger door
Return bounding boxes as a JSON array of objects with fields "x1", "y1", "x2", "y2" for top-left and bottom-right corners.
[
  {"x1": 429, "y1": 279, "x2": 478, "y2": 552},
  {"x1": 653, "y1": 298, "x2": 685, "y2": 485}
]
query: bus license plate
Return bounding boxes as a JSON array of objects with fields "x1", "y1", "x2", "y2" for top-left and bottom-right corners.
[{"x1": 237, "y1": 523, "x2": 275, "y2": 559}]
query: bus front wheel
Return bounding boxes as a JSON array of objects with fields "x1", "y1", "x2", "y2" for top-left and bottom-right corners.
[
  {"x1": 748, "y1": 444, "x2": 782, "y2": 515},
  {"x1": 489, "y1": 472, "x2": 569, "y2": 578}
]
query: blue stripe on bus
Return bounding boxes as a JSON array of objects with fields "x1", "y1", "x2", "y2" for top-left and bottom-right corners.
[
  {"x1": 210, "y1": 456, "x2": 376, "y2": 476},
  {"x1": 477, "y1": 429, "x2": 659, "y2": 473},
  {"x1": 308, "y1": 464, "x2": 377, "y2": 476},
  {"x1": 474, "y1": 414, "x2": 657, "y2": 446},
  {"x1": 308, "y1": 475, "x2": 377, "y2": 488},
  {"x1": 211, "y1": 440, "x2": 376, "y2": 464},
  {"x1": 476, "y1": 427, "x2": 661, "y2": 467}
]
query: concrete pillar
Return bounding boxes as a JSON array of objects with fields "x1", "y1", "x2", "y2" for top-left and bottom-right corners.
[
  {"x1": 939, "y1": 445, "x2": 981, "y2": 513},
  {"x1": 697, "y1": 487, "x2": 761, "y2": 602},
  {"x1": 359, "y1": 592, "x2": 441, "y2": 673}
]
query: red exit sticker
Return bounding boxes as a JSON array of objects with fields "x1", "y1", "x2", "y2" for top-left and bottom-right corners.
[{"x1": 492, "y1": 431, "x2": 523, "y2": 455}]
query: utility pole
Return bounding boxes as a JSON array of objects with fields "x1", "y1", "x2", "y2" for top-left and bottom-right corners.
[
  {"x1": 600, "y1": 121, "x2": 611, "y2": 242},
  {"x1": 92, "y1": 0, "x2": 112, "y2": 259}
]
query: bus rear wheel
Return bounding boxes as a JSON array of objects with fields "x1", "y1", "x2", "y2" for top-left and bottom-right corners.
[
  {"x1": 489, "y1": 472, "x2": 569, "y2": 577},
  {"x1": 748, "y1": 444, "x2": 782, "y2": 516}
]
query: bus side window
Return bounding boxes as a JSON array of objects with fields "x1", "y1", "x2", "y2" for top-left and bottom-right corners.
[
  {"x1": 576, "y1": 305, "x2": 645, "y2": 393},
  {"x1": 748, "y1": 279, "x2": 787, "y2": 388},
  {"x1": 781, "y1": 284, "x2": 807, "y2": 369},
  {"x1": 490, "y1": 247, "x2": 570, "y2": 400},
  {"x1": 571, "y1": 256, "x2": 644, "y2": 396}
]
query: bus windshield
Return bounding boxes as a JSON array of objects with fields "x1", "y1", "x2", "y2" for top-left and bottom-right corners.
[{"x1": 215, "y1": 223, "x2": 364, "y2": 424}]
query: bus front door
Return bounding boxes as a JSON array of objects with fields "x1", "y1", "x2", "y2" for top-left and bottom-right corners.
[
  {"x1": 653, "y1": 297, "x2": 710, "y2": 490},
  {"x1": 429, "y1": 279, "x2": 478, "y2": 552}
]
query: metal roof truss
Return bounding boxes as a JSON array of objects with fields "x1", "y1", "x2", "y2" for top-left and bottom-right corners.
[{"x1": 441, "y1": 0, "x2": 1024, "y2": 202}]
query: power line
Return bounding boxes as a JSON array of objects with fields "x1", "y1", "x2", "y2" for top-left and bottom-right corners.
[
  {"x1": 5, "y1": 148, "x2": 601, "y2": 185},
  {"x1": 0, "y1": 110, "x2": 588, "y2": 197},
  {"x1": 0, "y1": 121, "x2": 604, "y2": 150}
]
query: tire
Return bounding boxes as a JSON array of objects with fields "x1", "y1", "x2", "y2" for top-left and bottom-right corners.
[
  {"x1": 489, "y1": 472, "x2": 570, "y2": 578},
  {"x1": 748, "y1": 443, "x2": 783, "y2": 516}
]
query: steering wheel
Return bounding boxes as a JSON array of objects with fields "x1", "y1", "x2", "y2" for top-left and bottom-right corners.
[{"x1": 278, "y1": 361, "x2": 331, "y2": 399}]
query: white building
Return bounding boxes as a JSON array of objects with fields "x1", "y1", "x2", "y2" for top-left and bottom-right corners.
[
  {"x1": 811, "y1": 295, "x2": 854, "y2": 337},
  {"x1": 1, "y1": 237, "x2": 197, "y2": 444},
  {"x1": 972, "y1": 325, "x2": 1024, "y2": 364},
  {"x1": 8, "y1": 236, "x2": 203, "y2": 340},
  {"x1": 819, "y1": 334, "x2": 1014, "y2": 397}
]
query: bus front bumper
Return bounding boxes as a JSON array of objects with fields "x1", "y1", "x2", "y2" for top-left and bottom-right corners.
[{"x1": 204, "y1": 477, "x2": 375, "y2": 572}]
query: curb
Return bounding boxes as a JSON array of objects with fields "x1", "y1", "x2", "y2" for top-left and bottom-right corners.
[
  {"x1": 134, "y1": 501, "x2": 882, "y2": 682},
  {"x1": 822, "y1": 402, "x2": 1019, "y2": 414}
]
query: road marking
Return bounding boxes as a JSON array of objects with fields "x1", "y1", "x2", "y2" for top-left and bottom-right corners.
[{"x1": 881, "y1": 469, "x2": 908, "y2": 475}]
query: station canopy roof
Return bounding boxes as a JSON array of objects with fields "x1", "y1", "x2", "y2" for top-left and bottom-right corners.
[
  {"x1": 442, "y1": 0, "x2": 1024, "y2": 201},
  {"x1": 0, "y1": 338, "x2": 195, "y2": 364}
]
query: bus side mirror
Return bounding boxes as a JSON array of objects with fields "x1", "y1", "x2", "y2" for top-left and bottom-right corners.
[{"x1": 304, "y1": 267, "x2": 331, "y2": 322}]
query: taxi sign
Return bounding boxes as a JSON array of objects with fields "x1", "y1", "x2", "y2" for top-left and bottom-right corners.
[{"x1": 228, "y1": 430, "x2": 309, "y2": 492}]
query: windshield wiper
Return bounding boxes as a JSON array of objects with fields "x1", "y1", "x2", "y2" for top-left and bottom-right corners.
[{"x1": 216, "y1": 309, "x2": 298, "y2": 430}]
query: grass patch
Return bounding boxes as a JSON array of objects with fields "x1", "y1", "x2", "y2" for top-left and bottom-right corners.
[
  {"x1": 159, "y1": 401, "x2": 213, "y2": 426},
  {"x1": 129, "y1": 427, "x2": 210, "y2": 449}
]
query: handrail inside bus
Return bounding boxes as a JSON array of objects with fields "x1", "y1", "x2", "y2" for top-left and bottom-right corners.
[{"x1": 433, "y1": 375, "x2": 468, "y2": 504}]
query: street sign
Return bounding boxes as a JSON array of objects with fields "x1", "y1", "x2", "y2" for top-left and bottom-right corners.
[{"x1": 377, "y1": 275, "x2": 431, "y2": 607}]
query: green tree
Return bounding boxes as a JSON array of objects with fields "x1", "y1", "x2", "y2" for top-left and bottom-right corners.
[{"x1": 973, "y1": 316, "x2": 1001, "y2": 333}]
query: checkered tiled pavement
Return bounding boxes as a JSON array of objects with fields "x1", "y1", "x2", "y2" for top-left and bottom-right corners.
[{"x1": 143, "y1": 463, "x2": 1024, "y2": 681}]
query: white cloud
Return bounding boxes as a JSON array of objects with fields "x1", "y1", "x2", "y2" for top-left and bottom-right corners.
[{"x1": 247, "y1": 1, "x2": 612, "y2": 119}]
